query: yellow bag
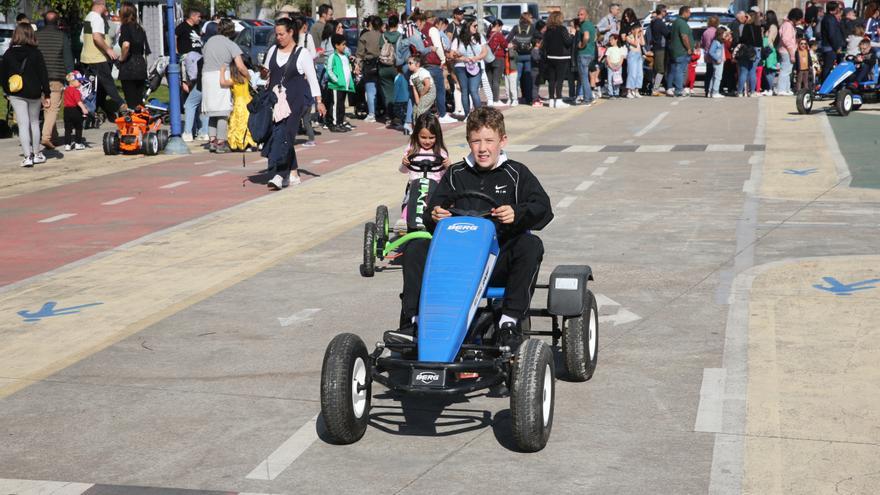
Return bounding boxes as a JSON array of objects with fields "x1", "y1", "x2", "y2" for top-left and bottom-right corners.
[{"x1": 7, "y1": 74, "x2": 23, "y2": 93}]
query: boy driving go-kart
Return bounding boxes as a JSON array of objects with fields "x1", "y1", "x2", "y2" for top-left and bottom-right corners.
[{"x1": 385, "y1": 106, "x2": 554, "y2": 349}]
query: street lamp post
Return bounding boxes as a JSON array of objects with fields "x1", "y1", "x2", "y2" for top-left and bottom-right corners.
[{"x1": 163, "y1": 0, "x2": 190, "y2": 154}]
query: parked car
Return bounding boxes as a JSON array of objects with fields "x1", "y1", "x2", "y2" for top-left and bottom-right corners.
[
  {"x1": 462, "y1": 2, "x2": 539, "y2": 33},
  {"x1": 234, "y1": 22, "x2": 275, "y2": 67},
  {"x1": 202, "y1": 18, "x2": 274, "y2": 37},
  {"x1": 0, "y1": 23, "x2": 15, "y2": 61}
]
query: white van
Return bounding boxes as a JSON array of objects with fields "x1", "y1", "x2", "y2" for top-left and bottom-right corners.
[{"x1": 462, "y1": 2, "x2": 539, "y2": 32}]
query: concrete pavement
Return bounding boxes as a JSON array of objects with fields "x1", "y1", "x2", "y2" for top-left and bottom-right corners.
[{"x1": 1, "y1": 95, "x2": 879, "y2": 494}]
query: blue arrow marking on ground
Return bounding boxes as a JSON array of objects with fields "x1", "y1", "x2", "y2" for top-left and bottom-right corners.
[
  {"x1": 813, "y1": 277, "x2": 880, "y2": 296},
  {"x1": 17, "y1": 301, "x2": 103, "y2": 322},
  {"x1": 784, "y1": 168, "x2": 818, "y2": 176}
]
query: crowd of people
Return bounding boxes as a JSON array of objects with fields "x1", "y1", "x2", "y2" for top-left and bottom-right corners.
[{"x1": 1, "y1": 1, "x2": 879, "y2": 171}]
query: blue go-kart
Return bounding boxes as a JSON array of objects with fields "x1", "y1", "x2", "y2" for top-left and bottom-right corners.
[
  {"x1": 360, "y1": 154, "x2": 444, "y2": 277},
  {"x1": 797, "y1": 56, "x2": 880, "y2": 116},
  {"x1": 322, "y1": 191, "x2": 598, "y2": 452}
]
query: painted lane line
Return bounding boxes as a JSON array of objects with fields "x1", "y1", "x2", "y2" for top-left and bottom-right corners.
[
  {"x1": 0, "y1": 478, "x2": 93, "y2": 494},
  {"x1": 504, "y1": 144, "x2": 536, "y2": 152},
  {"x1": 311, "y1": 159, "x2": 329, "y2": 165},
  {"x1": 325, "y1": 139, "x2": 339, "y2": 144},
  {"x1": 101, "y1": 197, "x2": 134, "y2": 206},
  {"x1": 159, "y1": 181, "x2": 190, "y2": 189},
  {"x1": 202, "y1": 170, "x2": 228, "y2": 177},
  {"x1": 556, "y1": 195, "x2": 577, "y2": 208},
  {"x1": 707, "y1": 144, "x2": 746, "y2": 152},
  {"x1": 591, "y1": 167, "x2": 608, "y2": 177},
  {"x1": 38, "y1": 213, "x2": 77, "y2": 224},
  {"x1": 562, "y1": 145, "x2": 604, "y2": 153},
  {"x1": 246, "y1": 414, "x2": 319, "y2": 481},
  {"x1": 598, "y1": 308, "x2": 641, "y2": 326},
  {"x1": 671, "y1": 100, "x2": 680, "y2": 106},
  {"x1": 603, "y1": 156, "x2": 619, "y2": 164},
  {"x1": 194, "y1": 159, "x2": 215, "y2": 165},
  {"x1": 575, "y1": 180, "x2": 595, "y2": 191},
  {"x1": 694, "y1": 368, "x2": 726, "y2": 433},
  {"x1": 635, "y1": 145, "x2": 674, "y2": 153},
  {"x1": 251, "y1": 157, "x2": 268, "y2": 164},
  {"x1": 353, "y1": 132, "x2": 367, "y2": 136},
  {"x1": 278, "y1": 308, "x2": 322, "y2": 327},
  {"x1": 634, "y1": 111, "x2": 669, "y2": 137}
]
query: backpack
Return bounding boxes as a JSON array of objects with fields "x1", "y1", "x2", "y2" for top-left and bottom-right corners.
[
  {"x1": 379, "y1": 33, "x2": 396, "y2": 66},
  {"x1": 395, "y1": 35, "x2": 412, "y2": 66},
  {"x1": 512, "y1": 24, "x2": 534, "y2": 54},
  {"x1": 247, "y1": 88, "x2": 277, "y2": 144}
]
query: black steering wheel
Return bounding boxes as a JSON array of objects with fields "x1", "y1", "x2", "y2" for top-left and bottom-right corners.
[
  {"x1": 405, "y1": 153, "x2": 446, "y2": 174},
  {"x1": 440, "y1": 190, "x2": 500, "y2": 218}
]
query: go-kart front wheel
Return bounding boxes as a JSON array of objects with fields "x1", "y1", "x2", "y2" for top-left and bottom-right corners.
[
  {"x1": 102, "y1": 131, "x2": 120, "y2": 155},
  {"x1": 835, "y1": 89, "x2": 853, "y2": 116},
  {"x1": 359, "y1": 222, "x2": 377, "y2": 277},
  {"x1": 510, "y1": 339, "x2": 555, "y2": 452},
  {"x1": 157, "y1": 129, "x2": 169, "y2": 150},
  {"x1": 320, "y1": 333, "x2": 372, "y2": 444},
  {"x1": 795, "y1": 89, "x2": 813, "y2": 115},
  {"x1": 562, "y1": 290, "x2": 599, "y2": 382},
  {"x1": 144, "y1": 132, "x2": 160, "y2": 155}
]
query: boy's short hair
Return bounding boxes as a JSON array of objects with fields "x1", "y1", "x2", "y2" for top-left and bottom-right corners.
[
  {"x1": 331, "y1": 33, "x2": 346, "y2": 46},
  {"x1": 466, "y1": 106, "x2": 506, "y2": 139},
  {"x1": 859, "y1": 38, "x2": 871, "y2": 47}
]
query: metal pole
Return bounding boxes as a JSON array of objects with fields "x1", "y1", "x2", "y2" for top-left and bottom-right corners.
[
  {"x1": 210, "y1": 0, "x2": 215, "y2": 18},
  {"x1": 163, "y1": 0, "x2": 190, "y2": 154},
  {"x1": 476, "y1": 0, "x2": 484, "y2": 34}
]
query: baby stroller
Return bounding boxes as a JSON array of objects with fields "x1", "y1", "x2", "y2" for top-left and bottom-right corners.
[
  {"x1": 145, "y1": 56, "x2": 170, "y2": 102},
  {"x1": 79, "y1": 69, "x2": 105, "y2": 129}
]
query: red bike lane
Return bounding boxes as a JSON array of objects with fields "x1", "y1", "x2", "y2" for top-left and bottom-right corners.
[{"x1": 0, "y1": 124, "x2": 449, "y2": 287}]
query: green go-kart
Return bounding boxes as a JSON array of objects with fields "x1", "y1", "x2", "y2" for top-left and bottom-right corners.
[{"x1": 360, "y1": 154, "x2": 445, "y2": 277}]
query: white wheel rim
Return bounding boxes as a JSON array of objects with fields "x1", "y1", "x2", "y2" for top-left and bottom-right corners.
[
  {"x1": 542, "y1": 363, "x2": 552, "y2": 427},
  {"x1": 351, "y1": 357, "x2": 367, "y2": 418},
  {"x1": 150, "y1": 136, "x2": 158, "y2": 150},
  {"x1": 844, "y1": 94, "x2": 852, "y2": 111},
  {"x1": 804, "y1": 93, "x2": 811, "y2": 108},
  {"x1": 588, "y1": 309, "x2": 597, "y2": 360}
]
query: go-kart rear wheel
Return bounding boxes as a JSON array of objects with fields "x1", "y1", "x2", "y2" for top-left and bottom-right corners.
[
  {"x1": 510, "y1": 339, "x2": 555, "y2": 452},
  {"x1": 359, "y1": 222, "x2": 377, "y2": 277},
  {"x1": 795, "y1": 89, "x2": 813, "y2": 115},
  {"x1": 102, "y1": 131, "x2": 119, "y2": 155},
  {"x1": 562, "y1": 290, "x2": 599, "y2": 382},
  {"x1": 375, "y1": 205, "x2": 390, "y2": 243},
  {"x1": 157, "y1": 129, "x2": 169, "y2": 150},
  {"x1": 320, "y1": 333, "x2": 371, "y2": 444},
  {"x1": 835, "y1": 89, "x2": 853, "y2": 116},
  {"x1": 144, "y1": 132, "x2": 160, "y2": 155}
]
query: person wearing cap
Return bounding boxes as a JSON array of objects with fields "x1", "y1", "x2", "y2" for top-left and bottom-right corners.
[
  {"x1": 36, "y1": 10, "x2": 74, "y2": 150},
  {"x1": 447, "y1": 8, "x2": 465, "y2": 39},
  {"x1": 81, "y1": 0, "x2": 127, "y2": 118}
]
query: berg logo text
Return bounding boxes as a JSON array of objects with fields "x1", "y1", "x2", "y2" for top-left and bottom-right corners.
[
  {"x1": 416, "y1": 372, "x2": 441, "y2": 383},
  {"x1": 447, "y1": 223, "x2": 478, "y2": 233}
]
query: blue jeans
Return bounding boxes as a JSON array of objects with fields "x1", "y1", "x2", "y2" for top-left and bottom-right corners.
[
  {"x1": 515, "y1": 54, "x2": 533, "y2": 103},
  {"x1": 606, "y1": 68, "x2": 621, "y2": 96},
  {"x1": 365, "y1": 81, "x2": 377, "y2": 116},
  {"x1": 577, "y1": 54, "x2": 594, "y2": 102},
  {"x1": 184, "y1": 87, "x2": 207, "y2": 136},
  {"x1": 425, "y1": 64, "x2": 446, "y2": 117},
  {"x1": 626, "y1": 51, "x2": 643, "y2": 90},
  {"x1": 737, "y1": 55, "x2": 758, "y2": 94},
  {"x1": 777, "y1": 50, "x2": 792, "y2": 93},
  {"x1": 710, "y1": 63, "x2": 723, "y2": 94},
  {"x1": 454, "y1": 66, "x2": 482, "y2": 115},
  {"x1": 669, "y1": 54, "x2": 690, "y2": 95}
]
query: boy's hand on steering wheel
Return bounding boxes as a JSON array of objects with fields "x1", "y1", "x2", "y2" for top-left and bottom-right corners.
[
  {"x1": 431, "y1": 206, "x2": 452, "y2": 222},
  {"x1": 491, "y1": 205, "x2": 515, "y2": 224}
]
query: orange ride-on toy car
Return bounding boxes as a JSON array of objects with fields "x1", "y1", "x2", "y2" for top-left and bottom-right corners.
[{"x1": 102, "y1": 105, "x2": 169, "y2": 156}]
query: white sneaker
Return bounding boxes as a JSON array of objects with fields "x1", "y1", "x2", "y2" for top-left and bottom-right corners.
[
  {"x1": 20, "y1": 155, "x2": 33, "y2": 167},
  {"x1": 683, "y1": 88, "x2": 691, "y2": 96},
  {"x1": 555, "y1": 99, "x2": 570, "y2": 107},
  {"x1": 181, "y1": 132, "x2": 193, "y2": 142},
  {"x1": 762, "y1": 90, "x2": 773, "y2": 96},
  {"x1": 666, "y1": 88, "x2": 675, "y2": 97},
  {"x1": 75, "y1": 143, "x2": 86, "y2": 150},
  {"x1": 287, "y1": 174, "x2": 302, "y2": 186},
  {"x1": 438, "y1": 115, "x2": 458, "y2": 124},
  {"x1": 394, "y1": 218, "x2": 408, "y2": 233},
  {"x1": 364, "y1": 114, "x2": 376, "y2": 123},
  {"x1": 781, "y1": 90, "x2": 794, "y2": 96},
  {"x1": 511, "y1": 100, "x2": 519, "y2": 107},
  {"x1": 712, "y1": 93, "x2": 726, "y2": 98},
  {"x1": 636, "y1": 91, "x2": 643, "y2": 98},
  {"x1": 626, "y1": 92, "x2": 635, "y2": 99},
  {"x1": 196, "y1": 133, "x2": 210, "y2": 141},
  {"x1": 33, "y1": 152, "x2": 47, "y2": 164},
  {"x1": 64, "y1": 144, "x2": 72, "y2": 151},
  {"x1": 268, "y1": 174, "x2": 284, "y2": 190}
]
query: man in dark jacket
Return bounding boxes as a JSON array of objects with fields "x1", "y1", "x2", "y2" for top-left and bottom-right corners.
[
  {"x1": 36, "y1": 10, "x2": 73, "y2": 149},
  {"x1": 820, "y1": 1, "x2": 845, "y2": 84},
  {"x1": 387, "y1": 107, "x2": 553, "y2": 349},
  {"x1": 650, "y1": 5, "x2": 669, "y2": 94}
]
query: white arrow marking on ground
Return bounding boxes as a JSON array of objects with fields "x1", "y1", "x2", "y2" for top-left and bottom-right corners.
[
  {"x1": 598, "y1": 308, "x2": 642, "y2": 326},
  {"x1": 595, "y1": 293, "x2": 621, "y2": 309},
  {"x1": 102, "y1": 196, "x2": 134, "y2": 206},
  {"x1": 38, "y1": 213, "x2": 77, "y2": 223},
  {"x1": 278, "y1": 308, "x2": 322, "y2": 327},
  {"x1": 159, "y1": 181, "x2": 189, "y2": 189}
]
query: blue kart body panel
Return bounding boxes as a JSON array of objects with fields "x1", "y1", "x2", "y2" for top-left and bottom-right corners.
[
  {"x1": 418, "y1": 218, "x2": 500, "y2": 363},
  {"x1": 819, "y1": 61, "x2": 856, "y2": 95}
]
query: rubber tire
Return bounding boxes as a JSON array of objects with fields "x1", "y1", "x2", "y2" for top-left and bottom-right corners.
[
  {"x1": 835, "y1": 89, "x2": 853, "y2": 116},
  {"x1": 510, "y1": 339, "x2": 555, "y2": 452},
  {"x1": 795, "y1": 89, "x2": 813, "y2": 115},
  {"x1": 359, "y1": 222, "x2": 377, "y2": 277},
  {"x1": 144, "y1": 132, "x2": 160, "y2": 155},
  {"x1": 320, "y1": 333, "x2": 372, "y2": 444},
  {"x1": 376, "y1": 205, "x2": 391, "y2": 254},
  {"x1": 561, "y1": 290, "x2": 599, "y2": 382},
  {"x1": 157, "y1": 129, "x2": 169, "y2": 150},
  {"x1": 102, "y1": 131, "x2": 119, "y2": 155}
]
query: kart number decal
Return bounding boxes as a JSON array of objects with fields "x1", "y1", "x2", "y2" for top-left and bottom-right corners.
[
  {"x1": 554, "y1": 278, "x2": 579, "y2": 290},
  {"x1": 447, "y1": 222, "x2": 479, "y2": 233}
]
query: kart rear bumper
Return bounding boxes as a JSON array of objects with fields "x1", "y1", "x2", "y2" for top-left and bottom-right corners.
[{"x1": 372, "y1": 353, "x2": 507, "y2": 395}]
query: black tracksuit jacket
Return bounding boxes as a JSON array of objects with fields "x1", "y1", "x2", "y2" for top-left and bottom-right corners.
[{"x1": 424, "y1": 155, "x2": 554, "y2": 243}]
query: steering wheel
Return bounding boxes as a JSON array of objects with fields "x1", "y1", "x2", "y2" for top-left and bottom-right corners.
[
  {"x1": 405, "y1": 152, "x2": 447, "y2": 174},
  {"x1": 440, "y1": 190, "x2": 500, "y2": 218}
]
